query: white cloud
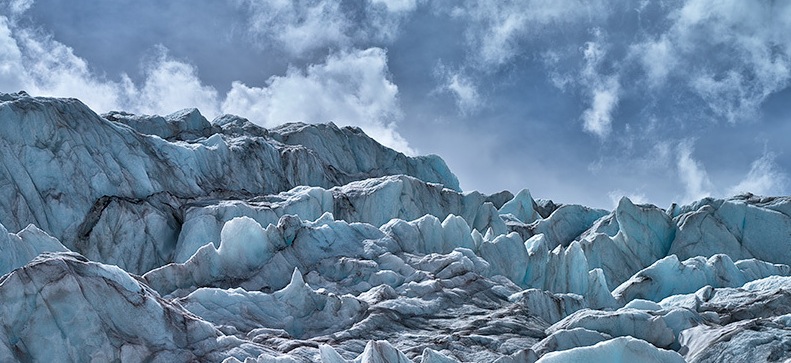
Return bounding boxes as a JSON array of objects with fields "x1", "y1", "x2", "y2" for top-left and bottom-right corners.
[
  {"x1": 611, "y1": 139, "x2": 789, "y2": 206},
  {"x1": 129, "y1": 47, "x2": 221, "y2": 117},
  {"x1": 582, "y1": 78, "x2": 619, "y2": 138},
  {"x1": 728, "y1": 152, "x2": 790, "y2": 197},
  {"x1": 0, "y1": 11, "x2": 414, "y2": 154},
  {"x1": 433, "y1": 64, "x2": 481, "y2": 115},
  {"x1": 0, "y1": 22, "x2": 219, "y2": 117},
  {"x1": 237, "y1": 0, "x2": 351, "y2": 56},
  {"x1": 1, "y1": 5, "x2": 225, "y2": 116},
  {"x1": 2, "y1": 0, "x2": 33, "y2": 18},
  {"x1": 542, "y1": 50, "x2": 575, "y2": 91},
  {"x1": 449, "y1": 0, "x2": 611, "y2": 67},
  {"x1": 580, "y1": 34, "x2": 620, "y2": 139},
  {"x1": 445, "y1": 74, "x2": 480, "y2": 115},
  {"x1": 450, "y1": 0, "x2": 791, "y2": 139},
  {"x1": 370, "y1": 0, "x2": 418, "y2": 13},
  {"x1": 0, "y1": 17, "x2": 27, "y2": 91},
  {"x1": 236, "y1": 0, "x2": 417, "y2": 56},
  {"x1": 631, "y1": 35, "x2": 676, "y2": 88},
  {"x1": 9, "y1": 26, "x2": 125, "y2": 112},
  {"x1": 628, "y1": 1, "x2": 791, "y2": 124},
  {"x1": 644, "y1": 0, "x2": 791, "y2": 123},
  {"x1": 690, "y1": 71, "x2": 763, "y2": 124},
  {"x1": 222, "y1": 48, "x2": 414, "y2": 154},
  {"x1": 676, "y1": 140, "x2": 713, "y2": 203}
]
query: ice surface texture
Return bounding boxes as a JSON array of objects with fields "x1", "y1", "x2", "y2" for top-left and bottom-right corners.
[{"x1": 2, "y1": 92, "x2": 791, "y2": 362}]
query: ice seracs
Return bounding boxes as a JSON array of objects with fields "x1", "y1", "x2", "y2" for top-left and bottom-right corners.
[
  {"x1": 613, "y1": 254, "x2": 790, "y2": 303},
  {"x1": 2, "y1": 93, "x2": 791, "y2": 362},
  {"x1": 179, "y1": 268, "x2": 367, "y2": 338},
  {"x1": 547, "y1": 308, "x2": 677, "y2": 349},
  {"x1": 669, "y1": 194, "x2": 791, "y2": 266},
  {"x1": 0, "y1": 252, "x2": 271, "y2": 362},
  {"x1": 104, "y1": 108, "x2": 219, "y2": 141},
  {"x1": 173, "y1": 175, "x2": 507, "y2": 264},
  {"x1": 0, "y1": 222, "x2": 68, "y2": 276},
  {"x1": 499, "y1": 189, "x2": 539, "y2": 224},
  {"x1": 534, "y1": 336, "x2": 686, "y2": 363},
  {"x1": 0, "y1": 92, "x2": 458, "y2": 271}
]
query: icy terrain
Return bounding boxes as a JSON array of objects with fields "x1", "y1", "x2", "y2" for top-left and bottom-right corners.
[{"x1": 2, "y1": 91, "x2": 791, "y2": 362}]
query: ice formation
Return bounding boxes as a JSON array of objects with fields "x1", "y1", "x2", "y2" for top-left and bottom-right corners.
[{"x1": 1, "y1": 91, "x2": 791, "y2": 362}]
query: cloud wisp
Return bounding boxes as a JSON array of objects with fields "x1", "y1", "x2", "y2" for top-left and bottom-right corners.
[
  {"x1": 728, "y1": 151, "x2": 790, "y2": 197},
  {"x1": 432, "y1": 63, "x2": 482, "y2": 116},
  {"x1": 676, "y1": 140, "x2": 715, "y2": 203},
  {"x1": 580, "y1": 33, "x2": 620, "y2": 139},
  {"x1": 234, "y1": 0, "x2": 417, "y2": 57},
  {"x1": 674, "y1": 140, "x2": 790, "y2": 204},
  {"x1": 446, "y1": 0, "x2": 791, "y2": 135}
]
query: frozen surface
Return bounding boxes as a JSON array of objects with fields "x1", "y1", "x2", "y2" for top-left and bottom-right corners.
[
  {"x1": 0, "y1": 222, "x2": 68, "y2": 276},
  {"x1": 547, "y1": 308, "x2": 677, "y2": 349},
  {"x1": 669, "y1": 195, "x2": 791, "y2": 265},
  {"x1": 535, "y1": 337, "x2": 685, "y2": 363},
  {"x1": 174, "y1": 175, "x2": 506, "y2": 263},
  {"x1": 0, "y1": 93, "x2": 458, "y2": 264},
  {"x1": 0, "y1": 252, "x2": 271, "y2": 362},
  {"x1": 179, "y1": 268, "x2": 368, "y2": 338},
  {"x1": 105, "y1": 108, "x2": 219, "y2": 141},
  {"x1": 2, "y1": 93, "x2": 791, "y2": 361},
  {"x1": 613, "y1": 254, "x2": 790, "y2": 303}
]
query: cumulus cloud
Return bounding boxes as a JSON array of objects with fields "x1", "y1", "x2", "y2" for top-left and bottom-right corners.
[
  {"x1": 222, "y1": 48, "x2": 413, "y2": 154},
  {"x1": 0, "y1": 8, "x2": 414, "y2": 154},
  {"x1": 2, "y1": 23, "x2": 124, "y2": 112},
  {"x1": 541, "y1": 50, "x2": 575, "y2": 91},
  {"x1": 1, "y1": 0, "x2": 33, "y2": 18},
  {"x1": 129, "y1": 47, "x2": 221, "y2": 117},
  {"x1": 445, "y1": 2, "x2": 624, "y2": 136},
  {"x1": 0, "y1": 19, "x2": 218, "y2": 117},
  {"x1": 631, "y1": 35, "x2": 676, "y2": 88},
  {"x1": 230, "y1": 0, "x2": 791, "y2": 147},
  {"x1": 0, "y1": 17, "x2": 27, "y2": 91},
  {"x1": 444, "y1": 74, "x2": 480, "y2": 115}
]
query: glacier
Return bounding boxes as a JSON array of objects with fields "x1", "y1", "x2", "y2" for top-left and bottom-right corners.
[{"x1": 1, "y1": 91, "x2": 791, "y2": 361}]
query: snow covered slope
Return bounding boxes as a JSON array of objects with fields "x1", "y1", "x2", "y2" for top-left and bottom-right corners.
[{"x1": 2, "y1": 91, "x2": 791, "y2": 362}]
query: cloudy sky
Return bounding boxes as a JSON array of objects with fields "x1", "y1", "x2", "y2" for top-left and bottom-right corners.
[{"x1": 1, "y1": 0, "x2": 790, "y2": 209}]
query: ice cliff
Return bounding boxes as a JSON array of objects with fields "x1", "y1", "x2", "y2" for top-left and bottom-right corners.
[{"x1": 1, "y1": 91, "x2": 791, "y2": 362}]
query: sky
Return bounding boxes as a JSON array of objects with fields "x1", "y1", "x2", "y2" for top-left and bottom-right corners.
[{"x1": 1, "y1": 0, "x2": 790, "y2": 209}]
